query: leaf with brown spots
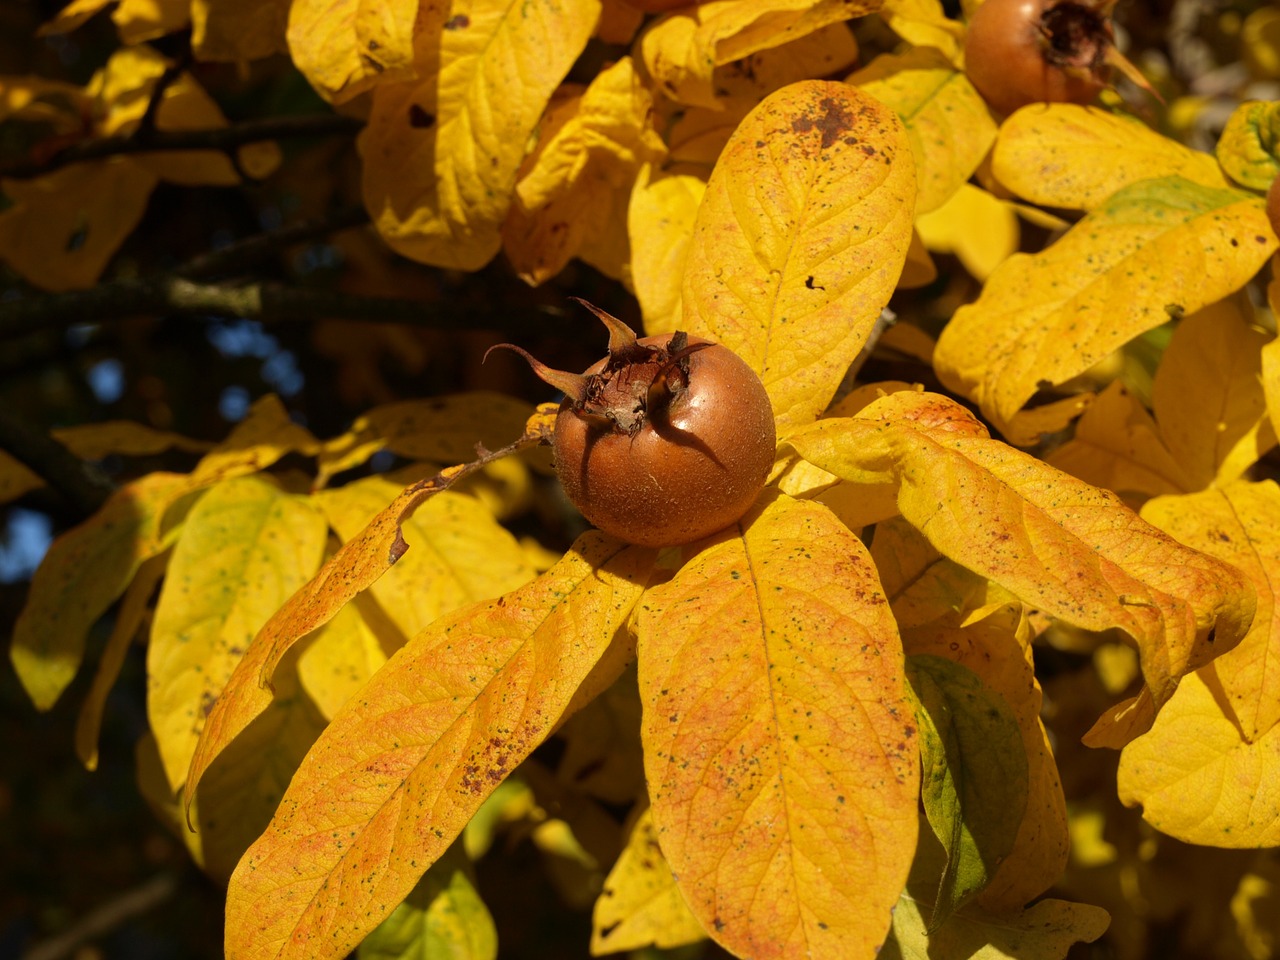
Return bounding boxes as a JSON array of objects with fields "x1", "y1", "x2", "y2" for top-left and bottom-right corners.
[
  {"x1": 682, "y1": 80, "x2": 916, "y2": 432},
  {"x1": 933, "y1": 177, "x2": 1277, "y2": 445},
  {"x1": 223, "y1": 532, "x2": 654, "y2": 960},
  {"x1": 635, "y1": 492, "x2": 919, "y2": 960},
  {"x1": 286, "y1": 0, "x2": 419, "y2": 104},
  {"x1": 787, "y1": 390, "x2": 1257, "y2": 747}
]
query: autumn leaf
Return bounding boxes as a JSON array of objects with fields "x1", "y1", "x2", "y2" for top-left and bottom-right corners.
[
  {"x1": 915, "y1": 183, "x2": 1019, "y2": 280},
  {"x1": 316, "y1": 475, "x2": 535, "y2": 640},
  {"x1": 187, "y1": 394, "x2": 320, "y2": 488},
  {"x1": 502, "y1": 56, "x2": 665, "y2": 284},
  {"x1": 295, "y1": 597, "x2": 391, "y2": 721},
  {"x1": 75, "y1": 553, "x2": 168, "y2": 771},
  {"x1": 628, "y1": 163, "x2": 707, "y2": 336},
  {"x1": 1139, "y1": 481, "x2": 1280, "y2": 745},
  {"x1": 933, "y1": 176, "x2": 1277, "y2": 445},
  {"x1": 1149, "y1": 295, "x2": 1275, "y2": 490},
  {"x1": 875, "y1": 517, "x2": 1068, "y2": 912},
  {"x1": 877, "y1": 0, "x2": 964, "y2": 60},
  {"x1": 590, "y1": 807, "x2": 707, "y2": 954},
  {"x1": 848, "y1": 46, "x2": 995, "y2": 215},
  {"x1": 222, "y1": 532, "x2": 654, "y2": 960},
  {"x1": 883, "y1": 826, "x2": 1110, "y2": 959},
  {"x1": 639, "y1": 0, "x2": 877, "y2": 109},
  {"x1": 40, "y1": 0, "x2": 190, "y2": 43},
  {"x1": 190, "y1": 0, "x2": 290, "y2": 63},
  {"x1": 288, "y1": 0, "x2": 418, "y2": 103},
  {"x1": 360, "y1": 0, "x2": 600, "y2": 270},
  {"x1": 786, "y1": 390, "x2": 1257, "y2": 746},
  {"x1": 991, "y1": 104, "x2": 1231, "y2": 210},
  {"x1": 907, "y1": 655, "x2": 1029, "y2": 928},
  {"x1": 10, "y1": 472, "x2": 191, "y2": 710},
  {"x1": 1215, "y1": 100, "x2": 1280, "y2": 192},
  {"x1": 681, "y1": 80, "x2": 917, "y2": 431},
  {"x1": 357, "y1": 842, "x2": 497, "y2": 960},
  {"x1": 0, "y1": 159, "x2": 157, "y2": 291},
  {"x1": 636, "y1": 492, "x2": 919, "y2": 960},
  {"x1": 148, "y1": 474, "x2": 328, "y2": 792}
]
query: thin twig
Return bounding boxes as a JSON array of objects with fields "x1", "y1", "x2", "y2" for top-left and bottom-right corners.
[
  {"x1": 21, "y1": 872, "x2": 179, "y2": 960},
  {"x1": 177, "y1": 205, "x2": 371, "y2": 281},
  {"x1": 1, "y1": 114, "x2": 364, "y2": 180},
  {"x1": 0, "y1": 401, "x2": 116, "y2": 515},
  {"x1": 134, "y1": 54, "x2": 192, "y2": 141}
]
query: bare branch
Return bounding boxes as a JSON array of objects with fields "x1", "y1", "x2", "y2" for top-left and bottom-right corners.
[
  {"x1": 177, "y1": 205, "x2": 371, "y2": 281},
  {"x1": 20, "y1": 872, "x2": 179, "y2": 960},
  {"x1": 1, "y1": 114, "x2": 364, "y2": 180},
  {"x1": 0, "y1": 402, "x2": 115, "y2": 515}
]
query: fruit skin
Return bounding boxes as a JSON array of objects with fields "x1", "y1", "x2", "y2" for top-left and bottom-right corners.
[
  {"x1": 964, "y1": 0, "x2": 1112, "y2": 117},
  {"x1": 553, "y1": 335, "x2": 776, "y2": 548}
]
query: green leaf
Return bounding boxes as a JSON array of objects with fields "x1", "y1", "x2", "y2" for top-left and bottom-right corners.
[{"x1": 907, "y1": 655, "x2": 1028, "y2": 929}]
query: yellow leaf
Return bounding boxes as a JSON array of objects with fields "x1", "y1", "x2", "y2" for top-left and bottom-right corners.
[
  {"x1": 504, "y1": 57, "x2": 664, "y2": 284},
  {"x1": 1216, "y1": 100, "x2": 1280, "y2": 192},
  {"x1": 148, "y1": 474, "x2": 328, "y2": 792},
  {"x1": 10, "y1": 472, "x2": 190, "y2": 710},
  {"x1": 1117, "y1": 670, "x2": 1280, "y2": 847},
  {"x1": 682, "y1": 80, "x2": 917, "y2": 431},
  {"x1": 287, "y1": 0, "x2": 418, "y2": 103},
  {"x1": 933, "y1": 176, "x2": 1277, "y2": 445},
  {"x1": 358, "y1": 843, "x2": 497, "y2": 960},
  {"x1": 0, "y1": 159, "x2": 158, "y2": 291},
  {"x1": 849, "y1": 47, "x2": 995, "y2": 215},
  {"x1": 589, "y1": 807, "x2": 706, "y2": 954},
  {"x1": 877, "y1": 0, "x2": 964, "y2": 60},
  {"x1": 75, "y1": 553, "x2": 168, "y2": 771},
  {"x1": 1242, "y1": 6, "x2": 1280, "y2": 80},
  {"x1": 361, "y1": 0, "x2": 600, "y2": 270},
  {"x1": 636, "y1": 493, "x2": 919, "y2": 960},
  {"x1": 1045, "y1": 381, "x2": 1188, "y2": 498},
  {"x1": 315, "y1": 392, "x2": 532, "y2": 486},
  {"x1": 224, "y1": 532, "x2": 654, "y2": 960},
  {"x1": 640, "y1": 0, "x2": 878, "y2": 109},
  {"x1": 991, "y1": 104, "x2": 1231, "y2": 210},
  {"x1": 787, "y1": 391, "x2": 1257, "y2": 746},
  {"x1": 296, "y1": 596, "x2": 391, "y2": 721},
  {"x1": 663, "y1": 21, "x2": 861, "y2": 166},
  {"x1": 1264, "y1": 332, "x2": 1280, "y2": 443},
  {"x1": 1140, "y1": 481, "x2": 1280, "y2": 743},
  {"x1": 884, "y1": 826, "x2": 1109, "y2": 959},
  {"x1": 54, "y1": 420, "x2": 212, "y2": 460},
  {"x1": 191, "y1": 0, "x2": 290, "y2": 63},
  {"x1": 41, "y1": 0, "x2": 189, "y2": 43},
  {"x1": 1151, "y1": 296, "x2": 1275, "y2": 491},
  {"x1": 0, "y1": 74, "x2": 89, "y2": 129},
  {"x1": 188, "y1": 394, "x2": 320, "y2": 488},
  {"x1": 597, "y1": 0, "x2": 642, "y2": 45},
  {"x1": 628, "y1": 163, "x2": 707, "y2": 336},
  {"x1": 915, "y1": 182, "x2": 1018, "y2": 280},
  {"x1": 317, "y1": 475, "x2": 536, "y2": 641}
]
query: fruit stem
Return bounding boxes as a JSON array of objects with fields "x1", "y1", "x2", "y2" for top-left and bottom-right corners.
[
  {"x1": 1103, "y1": 45, "x2": 1164, "y2": 104},
  {"x1": 483, "y1": 342, "x2": 589, "y2": 401}
]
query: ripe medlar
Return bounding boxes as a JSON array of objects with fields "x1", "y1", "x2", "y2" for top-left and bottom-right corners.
[
  {"x1": 490, "y1": 301, "x2": 776, "y2": 548},
  {"x1": 963, "y1": 0, "x2": 1153, "y2": 117}
]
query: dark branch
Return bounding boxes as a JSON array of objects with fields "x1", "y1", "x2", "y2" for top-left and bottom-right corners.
[
  {"x1": 0, "y1": 402, "x2": 115, "y2": 515},
  {"x1": 177, "y1": 205, "x2": 371, "y2": 281},
  {"x1": 0, "y1": 275, "x2": 550, "y2": 341},
  {"x1": 1, "y1": 114, "x2": 364, "y2": 180}
]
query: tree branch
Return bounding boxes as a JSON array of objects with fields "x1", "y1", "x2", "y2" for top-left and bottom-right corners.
[
  {"x1": 177, "y1": 205, "x2": 371, "y2": 281},
  {"x1": 1, "y1": 114, "x2": 364, "y2": 180},
  {"x1": 0, "y1": 275, "x2": 551, "y2": 341},
  {"x1": 0, "y1": 402, "x2": 115, "y2": 515},
  {"x1": 21, "y1": 872, "x2": 179, "y2": 960}
]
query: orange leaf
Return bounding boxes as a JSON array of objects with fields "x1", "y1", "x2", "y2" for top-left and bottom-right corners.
[
  {"x1": 681, "y1": 80, "x2": 917, "y2": 431},
  {"x1": 223, "y1": 532, "x2": 654, "y2": 960},
  {"x1": 636, "y1": 492, "x2": 919, "y2": 960},
  {"x1": 787, "y1": 391, "x2": 1257, "y2": 747}
]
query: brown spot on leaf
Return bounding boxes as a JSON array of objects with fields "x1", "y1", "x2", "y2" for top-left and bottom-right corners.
[
  {"x1": 790, "y1": 96, "x2": 855, "y2": 150},
  {"x1": 407, "y1": 105, "x2": 435, "y2": 129},
  {"x1": 444, "y1": 13, "x2": 470, "y2": 29}
]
